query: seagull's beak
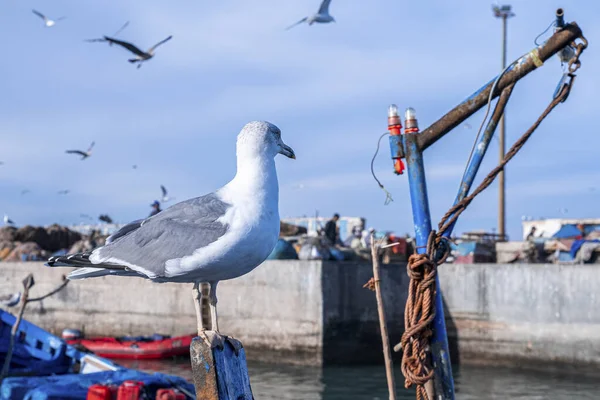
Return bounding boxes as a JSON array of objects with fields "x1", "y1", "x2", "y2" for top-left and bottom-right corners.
[{"x1": 278, "y1": 143, "x2": 296, "y2": 159}]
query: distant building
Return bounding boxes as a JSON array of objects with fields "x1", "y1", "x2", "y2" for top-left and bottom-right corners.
[
  {"x1": 521, "y1": 218, "x2": 600, "y2": 240},
  {"x1": 281, "y1": 216, "x2": 365, "y2": 243}
]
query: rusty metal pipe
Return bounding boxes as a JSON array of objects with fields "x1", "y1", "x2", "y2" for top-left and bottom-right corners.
[{"x1": 415, "y1": 22, "x2": 582, "y2": 154}]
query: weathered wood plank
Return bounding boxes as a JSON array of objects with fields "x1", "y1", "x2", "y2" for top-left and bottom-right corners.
[{"x1": 190, "y1": 335, "x2": 253, "y2": 400}]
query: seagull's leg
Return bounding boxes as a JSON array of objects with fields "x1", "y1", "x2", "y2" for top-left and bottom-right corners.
[
  {"x1": 192, "y1": 281, "x2": 204, "y2": 336},
  {"x1": 208, "y1": 281, "x2": 219, "y2": 332},
  {"x1": 193, "y1": 281, "x2": 224, "y2": 349},
  {"x1": 198, "y1": 281, "x2": 224, "y2": 349},
  {"x1": 209, "y1": 281, "x2": 243, "y2": 355}
]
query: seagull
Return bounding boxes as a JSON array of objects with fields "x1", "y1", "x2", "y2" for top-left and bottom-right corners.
[
  {"x1": 85, "y1": 21, "x2": 130, "y2": 43},
  {"x1": 132, "y1": 165, "x2": 138, "y2": 170},
  {"x1": 21, "y1": 189, "x2": 31, "y2": 196},
  {"x1": 32, "y1": 9, "x2": 66, "y2": 28},
  {"x1": 80, "y1": 214, "x2": 94, "y2": 220},
  {"x1": 4, "y1": 214, "x2": 14, "y2": 226},
  {"x1": 98, "y1": 214, "x2": 113, "y2": 224},
  {"x1": 58, "y1": 190, "x2": 70, "y2": 195},
  {"x1": 286, "y1": 0, "x2": 335, "y2": 30},
  {"x1": 0, "y1": 292, "x2": 21, "y2": 308},
  {"x1": 66, "y1": 141, "x2": 95, "y2": 160},
  {"x1": 0, "y1": 161, "x2": 4, "y2": 165},
  {"x1": 103, "y1": 35, "x2": 173, "y2": 69},
  {"x1": 47, "y1": 121, "x2": 296, "y2": 348},
  {"x1": 160, "y1": 185, "x2": 175, "y2": 203}
]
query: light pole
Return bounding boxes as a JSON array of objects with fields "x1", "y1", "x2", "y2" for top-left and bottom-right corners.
[{"x1": 492, "y1": 4, "x2": 514, "y2": 241}]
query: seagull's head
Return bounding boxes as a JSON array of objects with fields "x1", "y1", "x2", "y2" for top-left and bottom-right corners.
[{"x1": 237, "y1": 121, "x2": 296, "y2": 160}]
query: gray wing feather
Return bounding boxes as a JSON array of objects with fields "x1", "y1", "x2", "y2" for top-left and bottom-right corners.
[
  {"x1": 148, "y1": 35, "x2": 173, "y2": 53},
  {"x1": 286, "y1": 17, "x2": 308, "y2": 30},
  {"x1": 106, "y1": 219, "x2": 144, "y2": 244},
  {"x1": 103, "y1": 36, "x2": 146, "y2": 56},
  {"x1": 32, "y1": 10, "x2": 47, "y2": 21},
  {"x1": 318, "y1": 0, "x2": 332, "y2": 14},
  {"x1": 66, "y1": 150, "x2": 86, "y2": 156},
  {"x1": 94, "y1": 193, "x2": 231, "y2": 277}
]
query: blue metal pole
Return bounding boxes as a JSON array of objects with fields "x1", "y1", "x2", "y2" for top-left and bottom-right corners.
[
  {"x1": 403, "y1": 130, "x2": 455, "y2": 399},
  {"x1": 443, "y1": 84, "x2": 515, "y2": 239}
]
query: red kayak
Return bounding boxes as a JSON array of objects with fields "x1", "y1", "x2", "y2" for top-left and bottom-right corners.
[{"x1": 66, "y1": 333, "x2": 195, "y2": 360}]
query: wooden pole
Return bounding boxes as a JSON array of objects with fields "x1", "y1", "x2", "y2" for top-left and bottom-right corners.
[
  {"x1": 0, "y1": 274, "x2": 34, "y2": 382},
  {"x1": 370, "y1": 235, "x2": 397, "y2": 400}
]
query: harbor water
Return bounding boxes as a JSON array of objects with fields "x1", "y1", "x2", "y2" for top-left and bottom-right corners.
[{"x1": 119, "y1": 358, "x2": 598, "y2": 399}]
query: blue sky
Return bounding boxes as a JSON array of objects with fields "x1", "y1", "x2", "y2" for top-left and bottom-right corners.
[{"x1": 0, "y1": 0, "x2": 597, "y2": 241}]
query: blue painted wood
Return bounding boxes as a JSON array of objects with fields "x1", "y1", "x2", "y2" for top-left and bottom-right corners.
[
  {"x1": 443, "y1": 86, "x2": 514, "y2": 239},
  {"x1": 213, "y1": 341, "x2": 253, "y2": 399},
  {"x1": 403, "y1": 133, "x2": 455, "y2": 399},
  {"x1": 190, "y1": 336, "x2": 253, "y2": 400}
]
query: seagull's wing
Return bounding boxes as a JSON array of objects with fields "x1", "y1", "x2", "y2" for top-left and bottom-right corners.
[
  {"x1": 113, "y1": 21, "x2": 130, "y2": 37},
  {"x1": 318, "y1": 0, "x2": 332, "y2": 14},
  {"x1": 49, "y1": 193, "x2": 233, "y2": 280},
  {"x1": 148, "y1": 35, "x2": 173, "y2": 53},
  {"x1": 285, "y1": 17, "x2": 308, "y2": 30},
  {"x1": 87, "y1": 141, "x2": 95, "y2": 152},
  {"x1": 32, "y1": 9, "x2": 48, "y2": 22},
  {"x1": 84, "y1": 38, "x2": 106, "y2": 43},
  {"x1": 103, "y1": 36, "x2": 146, "y2": 56},
  {"x1": 66, "y1": 150, "x2": 87, "y2": 157},
  {"x1": 105, "y1": 219, "x2": 145, "y2": 244},
  {"x1": 56, "y1": 16, "x2": 67, "y2": 22},
  {"x1": 161, "y1": 185, "x2": 167, "y2": 197}
]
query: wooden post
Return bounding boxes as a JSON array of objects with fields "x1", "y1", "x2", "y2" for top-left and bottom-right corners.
[
  {"x1": 190, "y1": 336, "x2": 254, "y2": 400},
  {"x1": 371, "y1": 236, "x2": 397, "y2": 400},
  {"x1": 0, "y1": 274, "x2": 34, "y2": 382}
]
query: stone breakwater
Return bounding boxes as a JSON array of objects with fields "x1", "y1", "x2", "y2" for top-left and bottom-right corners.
[{"x1": 1, "y1": 261, "x2": 598, "y2": 370}]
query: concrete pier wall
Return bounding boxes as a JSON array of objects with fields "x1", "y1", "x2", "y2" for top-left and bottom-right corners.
[{"x1": 1, "y1": 261, "x2": 598, "y2": 368}]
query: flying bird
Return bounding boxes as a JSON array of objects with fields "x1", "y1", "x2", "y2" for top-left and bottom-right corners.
[
  {"x1": 85, "y1": 21, "x2": 129, "y2": 43},
  {"x1": 58, "y1": 190, "x2": 70, "y2": 195},
  {"x1": 132, "y1": 165, "x2": 138, "y2": 170},
  {"x1": 103, "y1": 35, "x2": 173, "y2": 69},
  {"x1": 160, "y1": 185, "x2": 175, "y2": 203},
  {"x1": 66, "y1": 141, "x2": 95, "y2": 160},
  {"x1": 21, "y1": 189, "x2": 31, "y2": 196},
  {"x1": 286, "y1": 0, "x2": 335, "y2": 30},
  {"x1": 0, "y1": 161, "x2": 4, "y2": 165},
  {"x1": 80, "y1": 214, "x2": 94, "y2": 221},
  {"x1": 0, "y1": 292, "x2": 21, "y2": 308},
  {"x1": 4, "y1": 214, "x2": 15, "y2": 225},
  {"x1": 32, "y1": 9, "x2": 66, "y2": 28},
  {"x1": 47, "y1": 121, "x2": 296, "y2": 348},
  {"x1": 98, "y1": 214, "x2": 113, "y2": 224}
]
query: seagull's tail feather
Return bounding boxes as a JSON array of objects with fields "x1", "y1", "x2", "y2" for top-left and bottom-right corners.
[
  {"x1": 67, "y1": 267, "x2": 139, "y2": 280},
  {"x1": 47, "y1": 252, "x2": 141, "y2": 280},
  {"x1": 47, "y1": 252, "x2": 125, "y2": 270}
]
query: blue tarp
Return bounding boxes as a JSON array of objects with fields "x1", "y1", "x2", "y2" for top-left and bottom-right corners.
[
  {"x1": 570, "y1": 239, "x2": 600, "y2": 259},
  {"x1": 0, "y1": 370, "x2": 194, "y2": 400},
  {"x1": 267, "y1": 239, "x2": 298, "y2": 260},
  {"x1": 552, "y1": 224, "x2": 583, "y2": 239}
]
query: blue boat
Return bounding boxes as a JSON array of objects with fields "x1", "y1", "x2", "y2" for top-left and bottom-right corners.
[{"x1": 0, "y1": 309, "x2": 195, "y2": 399}]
